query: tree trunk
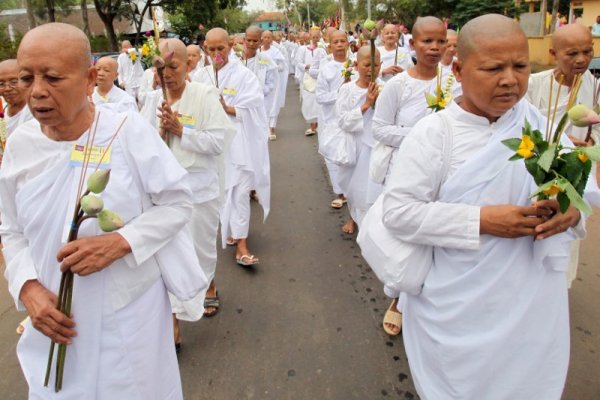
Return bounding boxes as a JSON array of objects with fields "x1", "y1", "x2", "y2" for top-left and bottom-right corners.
[
  {"x1": 94, "y1": 0, "x2": 119, "y2": 51},
  {"x1": 81, "y1": 0, "x2": 91, "y2": 37},
  {"x1": 25, "y1": 0, "x2": 36, "y2": 29},
  {"x1": 540, "y1": 0, "x2": 548, "y2": 35},
  {"x1": 550, "y1": 0, "x2": 560, "y2": 33},
  {"x1": 46, "y1": 0, "x2": 56, "y2": 22}
]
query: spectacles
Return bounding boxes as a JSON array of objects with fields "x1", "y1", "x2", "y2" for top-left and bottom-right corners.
[{"x1": 0, "y1": 79, "x2": 19, "y2": 89}]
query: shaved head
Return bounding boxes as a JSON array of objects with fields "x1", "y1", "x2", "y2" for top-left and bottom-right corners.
[
  {"x1": 383, "y1": 24, "x2": 398, "y2": 34},
  {"x1": 96, "y1": 56, "x2": 117, "y2": 71},
  {"x1": 261, "y1": 30, "x2": 273, "y2": 39},
  {"x1": 187, "y1": 44, "x2": 200, "y2": 57},
  {"x1": 552, "y1": 23, "x2": 592, "y2": 49},
  {"x1": 206, "y1": 27, "x2": 229, "y2": 43},
  {"x1": 412, "y1": 16, "x2": 445, "y2": 38},
  {"x1": 159, "y1": 38, "x2": 187, "y2": 63},
  {"x1": 246, "y1": 25, "x2": 262, "y2": 36},
  {"x1": 457, "y1": 14, "x2": 525, "y2": 61},
  {"x1": 357, "y1": 45, "x2": 380, "y2": 62},
  {"x1": 330, "y1": 30, "x2": 346, "y2": 41},
  {"x1": 447, "y1": 29, "x2": 458, "y2": 38},
  {"x1": 0, "y1": 59, "x2": 19, "y2": 74},
  {"x1": 19, "y1": 23, "x2": 91, "y2": 73}
]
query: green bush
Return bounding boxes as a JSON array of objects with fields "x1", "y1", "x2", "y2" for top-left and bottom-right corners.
[
  {"x1": 90, "y1": 35, "x2": 111, "y2": 53},
  {"x1": 0, "y1": 23, "x2": 22, "y2": 61}
]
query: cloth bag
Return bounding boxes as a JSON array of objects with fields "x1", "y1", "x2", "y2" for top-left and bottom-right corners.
[
  {"x1": 318, "y1": 124, "x2": 357, "y2": 166},
  {"x1": 117, "y1": 128, "x2": 207, "y2": 302},
  {"x1": 302, "y1": 72, "x2": 316, "y2": 93},
  {"x1": 357, "y1": 113, "x2": 453, "y2": 295}
]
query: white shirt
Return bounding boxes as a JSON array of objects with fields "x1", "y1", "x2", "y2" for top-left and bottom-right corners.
[{"x1": 93, "y1": 85, "x2": 138, "y2": 113}]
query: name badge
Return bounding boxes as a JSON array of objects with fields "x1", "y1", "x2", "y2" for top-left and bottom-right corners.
[
  {"x1": 69, "y1": 144, "x2": 111, "y2": 169},
  {"x1": 223, "y1": 87, "x2": 237, "y2": 96},
  {"x1": 396, "y1": 53, "x2": 406, "y2": 61},
  {"x1": 259, "y1": 59, "x2": 269, "y2": 65},
  {"x1": 177, "y1": 114, "x2": 196, "y2": 129}
]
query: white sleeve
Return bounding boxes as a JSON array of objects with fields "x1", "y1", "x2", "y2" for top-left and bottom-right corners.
[
  {"x1": 372, "y1": 78, "x2": 412, "y2": 147},
  {"x1": 381, "y1": 119, "x2": 481, "y2": 250},
  {"x1": 336, "y1": 85, "x2": 364, "y2": 133},
  {"x1": 315, "y1": 68, "x2": 337, "y2": 105}
]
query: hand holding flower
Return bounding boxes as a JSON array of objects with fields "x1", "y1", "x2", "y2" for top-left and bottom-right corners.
[
  {"x1": 479, "y1": 204, "x2": 553, "y2": 238},
  {"x1": 533, "y1": 199, "x2": 581, "y2": 240},
  {"x1": 57, "y1": 233, "x2": 131, "y2": 276}
]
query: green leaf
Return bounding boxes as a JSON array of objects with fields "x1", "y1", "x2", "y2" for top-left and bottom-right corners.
[
  {"x1": 525, "y1": 156, "x2": 546, "y2": 185},
  {"x1": 558, "y1": 177, "x2": 593, "y2": 215},
  {"x1": 537, "y1": 144, "x2": 557, "y2": 172},
  {"x1": 509, "y1": 153, "x2": 524, "y2": 161},
  {"x1": 530, "y1": 128, "x2": 544, "y2": 145},
  {"x1": 530, "y1": 179, "x2": 556, "y2": 198},
  {"x1": 557, "y1": 191, "x2": 571, "y2": 214},
  {"x1": 563, "y1": 152, "x2": 584, "y2": 183},
  {"x1": 523, "y1": 118, "x2": 532, "y2": 135},
  {"x1": 502, "y1": 138, "x2": 522, "y2": 152},
  {"x1": 582, "y1": 145, "x2": 600, "y2": 162}
]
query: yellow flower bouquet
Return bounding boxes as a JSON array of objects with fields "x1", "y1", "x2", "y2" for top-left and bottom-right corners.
[
  {"x1": 502, "y1": 74, "x2": 600, "y2": 214},
  {"x1": 425, "y1": 66, "x2": 447, "y2": 112}
]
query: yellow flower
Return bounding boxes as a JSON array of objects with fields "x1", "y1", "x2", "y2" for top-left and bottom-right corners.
[
  {"x1": 141, "y1": 44, "x2": 150, "y2": 57},
  {"x1": 425, "y1": 92, "x2": 438, "y2": 107},
  {"x1": 129, "y1": 52, "x2": 138, "y2": 62},
  {"x1": 578, "y1": 152, "x2": 589, "y2": 163},
  {"x1": 439, "y1": 97, "x2": 447, "y2": 108},
  {"x1": 516, "y1": 135, "x2": 535, "y2": 159},
  {"x1": 543, "y1": 184, "x2": 562, "y2": 196}
]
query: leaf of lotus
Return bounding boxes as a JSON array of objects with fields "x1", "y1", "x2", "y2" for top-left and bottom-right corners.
[
  {"x1": 582, "y1": 145, "x2": 600, "y2": 162},
  {"x1": 97, "y1": 209, "x2": 124, "y2": 232},
  {"x1": 87, "y1": 169, "x2": 110, "y2": 193},
  {"x1": 80, "y1": 195, "x2": 104, "y2": 216}
]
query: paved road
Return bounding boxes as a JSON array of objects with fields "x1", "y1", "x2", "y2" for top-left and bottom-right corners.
[{"x1": 0, "y1": 81, "x2": 598, "y2": 399}]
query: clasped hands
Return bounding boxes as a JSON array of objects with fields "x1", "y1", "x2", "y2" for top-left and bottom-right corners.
[
  {"x1": 19, "y1": 233, "x2": 131, "y2": 343},
  {"x1": 158, "y1": 101, "x2": 183, "y2": 140},
  {"x1": 480, "y1": 199, "x2": 581, "y2": 240}
]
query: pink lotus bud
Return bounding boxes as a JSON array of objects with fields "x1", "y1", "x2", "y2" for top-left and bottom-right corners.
[
  {"x1": 87, "y1": 169, "x2": 110, "y2": 194},
  {"x1": 163, "y1": 50, "x2": 175, "y2": 64},
  {"x1": 214, "y1": 53, "x2": 224, "y2": 65},
  {"x1": 98, "y1": 209, "x2": 124, "y2": 232},
  {"x1": 376, "y1": 19, "x2": 385, "y2": 30},
  {"x1": 80, "y1": 194, "x2": 104, "y2": 216},
  {"x1": 568, "y1": 104, "x2": 600, "y2": 127}
]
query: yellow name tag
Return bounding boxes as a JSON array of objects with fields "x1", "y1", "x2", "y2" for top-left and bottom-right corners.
[
  {"x1": 222, "y1": 87, "x2": 237, "y2": 96},
  {"x1": 396, "y1": 53, "x2": 406, "y2": 61},
  {"x1": 70, "y1": 144, "x2": 111, "y2": 169},
  {"x1": 259, "y1": 59, "x2": 269, "y2": 65},
  {"x1": 177, "y1": 114, "x2": 196, "y2": 129}
]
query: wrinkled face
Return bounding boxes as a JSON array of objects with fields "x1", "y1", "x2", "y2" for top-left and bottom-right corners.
[
  {"x1": 357, "y1": 54, "x2": 381, "y2": 81},
  {"x1": 410, "y1": 24, "x2": 447, "y2": 68},
  {"x1": 261, "y1": 32, "x2": 273, "y2": 47},
  {"x1": 121, "y1": 42, "x2": 131, "y2": 52},
  {"x1": 94, "y1": 58, "x2": 117, "y2": 90},
  {"x1": 245, "y1": 31, "x2": 261, "y2": 53},
  {"x1": 162, "y1": 53, "x2": 189, "y2": 92},
  {"x1": 551, "y1": 33, "x2": 594, "y2": 78},
  {"x1": 233, "y1": 36, "x2": 244, "y2": 47},
  {"x1": 454, "y1": 34, "x2": 529, "y2": 122},
  {"x1": 18, "y1": 39, "x2": 95, "y2": 129},
  {"x1": 187, "y1": 46, "x2": 201, "y2": 70},
  {"x1": 382, "y1": 26, "x2": 399, "y2": 47},
  {"x1": 205, "y1": 34, "x2": 230, "y2": 68},
  {"x1": 330, "y1": 33, "x2": 349, "y2": 58},
  {"x1": 0, "y1": 64, "x2": 25, "y2": 106}
]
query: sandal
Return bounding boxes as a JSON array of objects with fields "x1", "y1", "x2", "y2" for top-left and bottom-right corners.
[
  {"x1": 203, "y1": 293, "x2": 220, "y2": 318},
  {"x1": 330, "y1": 197, "x2": 347, "y2": 209},
  {"x1": 236, "y1": 254, "x2": 259, "y2": 266},
  {"x1": 383, "y1": 301, "x2": 402, "y2": 336},
  {"x1": 226, "y1": 237, "x2": 238, "y2": 246}
]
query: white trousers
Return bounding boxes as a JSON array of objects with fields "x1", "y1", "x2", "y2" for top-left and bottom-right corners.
[
  {"x1": 301, "y1": 90, "x2": 318, "y2": 123},
  {"x1": 228, "y1": 170, "x2": 254, "y2": 239},
  {"x1": 269, "y1": 116, "x2": 278, "y2": 129},
  {"x1": 325, "y1": 160, "x2": 343, "y2": 195}
]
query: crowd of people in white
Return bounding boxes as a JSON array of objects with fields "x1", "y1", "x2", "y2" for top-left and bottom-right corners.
[{"x1": 0, "y1": 11, "x2": 598, "y2": 399}]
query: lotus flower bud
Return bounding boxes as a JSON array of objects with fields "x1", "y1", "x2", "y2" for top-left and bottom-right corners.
[
  {"x1": 568, "y1": 104, "x2": 600, "y2": 127},
  {"x1": 163, "y1": 50, "x2": 175, "y2": 64},
  {"x1": 97, "y1": 209, "x2": 124, "y2": 232},
  {"x1": 364, "y1": 19, "x2": 376, "y2": 30},
  {"x1": 87, "y1": 169, "x2": 110, "y2": 194},
  {"x1": 80, "y1": 194, "x2": 104, "y2": 216}
]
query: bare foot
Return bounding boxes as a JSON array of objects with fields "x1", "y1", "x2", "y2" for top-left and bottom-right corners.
[{"x1": 342, "y1": 218, "x2": 356, "y2": 234}]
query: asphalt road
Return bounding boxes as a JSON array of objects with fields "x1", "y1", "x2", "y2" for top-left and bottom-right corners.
[{"x1": 0, "y1": 80, "x2": 598, "y2": 399}]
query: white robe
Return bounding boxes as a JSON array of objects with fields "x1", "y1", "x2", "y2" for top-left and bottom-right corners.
[
  {"x1": 193, "y1": 59, "x2": 271, "y2": 242},
  {"x1": 371, "y1": 72, "x2": 438, "y2": 181},
  {"x1": 527, "y1": 69, "x2": 600, "y2": 288},
  {"x1": 141, "y1": 82, "x2": 235, "y2": 320},
  {"x1": 244, "y1": 53, "x2": 279, "y2": 123},
  {"x1": 382, "y1": 100, "x2": 582, "y2": 400},
  {"x1": 377, "y1": 45, "x2": 414, "y2": 82},
  {"x1": 117, "y1": 52, "x2": 144, "y2": 98},
  {"x1": 268, "y1": 43, "x2": 289, "y2": 111},
  {"x1": 137, "y1": 68, "x2": 156, "y2": 108},
  {"x1": 0, "y1": 109, "x2": 197, "y2": 399},
  {"x1": 335, "y1": 81, "x2": 383, "y2": 226},
  {"x1": 298, "y1": 46, "x2": 327, "y2": 123},
  {"x1": 92, "y1": 85, "x2": 138, "y2": 113},
  {"x1": 5, "y1": 105, "x2": 34, "y2": 137}
]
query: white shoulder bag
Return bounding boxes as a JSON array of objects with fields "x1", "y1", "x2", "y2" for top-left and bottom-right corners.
[{"x1": 357, "y1": 112, "x2": 453, "y2": 295}]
